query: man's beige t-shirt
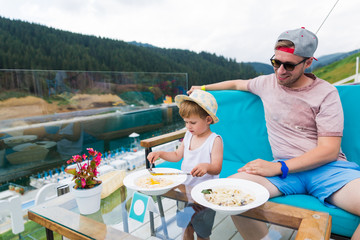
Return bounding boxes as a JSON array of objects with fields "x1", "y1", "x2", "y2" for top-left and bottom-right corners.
[{"x1": 247, "y1": 73, "x2": 346, "y2": 161}]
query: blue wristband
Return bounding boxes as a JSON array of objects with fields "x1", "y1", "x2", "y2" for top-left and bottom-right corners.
[{"x1": 279, "y1": 161, "x2": 288, "y2": 179}]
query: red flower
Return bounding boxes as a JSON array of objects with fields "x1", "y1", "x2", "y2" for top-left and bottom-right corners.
[
  {"x1": 81, "y1": 179, "x2": 86, "y2": 188},
  {"x1": 64, "y1": 148, "x2": 103, "y2": 189},
  {"x1": 81, "y1": 163, "x2": 88, "y2": 170},
  {"x1": 87, "y1": 148, "x2": 97, "y2": 156}
]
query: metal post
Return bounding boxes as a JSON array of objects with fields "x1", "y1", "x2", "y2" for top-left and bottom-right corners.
[
  {"x1": 56, "y1": 185, "x2": 69, "y2": 240},
  {"x1": 45, "y1": 228, "x2": 54, "y2": 240},
  {"x1": 57, "y1": 185, "x2": 69, "y2": 196},
  {"x1": 149, "y1": 211, "x2": 155, "y2": 236},
  {"x1": 156, "y1": 196, "x2": 169, "y2": 239},
  {"x1": 356, "y1": 57, "x2": 359, "y2": 83},
  {"x1": 145, "y1": 147, "x2": 154, "y2": 169},
  {"x1": 145, "y1": 147, "x2": 157, "y2": 237}
]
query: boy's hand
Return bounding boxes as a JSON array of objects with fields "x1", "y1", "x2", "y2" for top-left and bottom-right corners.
[
  {"x1": 147, "y1": 152, "x2": 161, "y2": 164},
  {"x1": 191, "y1": 163, "x2": 208, "y2": 177}
]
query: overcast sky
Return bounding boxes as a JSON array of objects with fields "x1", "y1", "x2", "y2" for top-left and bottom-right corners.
[{"x1": 0, "y1": 0, "x2": 359, "y2": 64}]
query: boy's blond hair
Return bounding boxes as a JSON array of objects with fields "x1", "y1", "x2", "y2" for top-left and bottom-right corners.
[{"x1": 179, "y1": 100, "x2": 211, "y2": 122}]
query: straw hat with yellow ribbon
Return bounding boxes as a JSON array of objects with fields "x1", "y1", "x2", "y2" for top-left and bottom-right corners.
[{"x1": 175, "y1": 90, "x2": 219, "y2": 124}]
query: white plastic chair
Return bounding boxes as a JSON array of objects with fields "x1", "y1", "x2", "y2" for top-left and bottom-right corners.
[
  {"x1": 34, "y1": 183, "x2": 71, "y2": 240},
  {"x1": 0, "y1": 195, "x2": 24, "y2": 234},
  {"x1": 34, "y1": 183, "x2": 60, "y2": 205},
  {"x1": 0, "y1": 183, "x2": 65, "y2": 237}
]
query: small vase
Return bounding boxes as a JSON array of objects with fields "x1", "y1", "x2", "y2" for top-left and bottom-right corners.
[{"x1": 71, "y1": 184, "x2": 103, "y2": 215}]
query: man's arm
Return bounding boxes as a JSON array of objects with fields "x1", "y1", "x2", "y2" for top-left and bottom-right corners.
[
  {"x1": 285, "y1": 136, "x2": 342, "y2": 172},
  {"x1": 187, "y1": 79, "x2": 250, "y2": 95},
  {"x1": 239, "y1": 136, "x2": 342, "y2": 177}
]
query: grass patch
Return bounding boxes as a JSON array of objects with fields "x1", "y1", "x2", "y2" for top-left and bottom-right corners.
[
  {"x1": 0, "y1": 220, "x2": 62, "y2": 240},
  {"x1": 314, "y1": 52, "x2": 360, "y2": 84},
  {"x1": 0, "y1": 91, "x2": 31, "y2": 101}
]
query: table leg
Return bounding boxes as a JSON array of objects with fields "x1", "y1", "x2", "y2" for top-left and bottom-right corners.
[
  {"x1": 149, "y1": 211, "x2": 156, "y2": 236},
  {"x1": 45, "y1": 228, "x2": 54, "y2": 240},
  {"x1": 121, "y1": 200, "x2": 129, "y2": 233},
  {"x1": 157, "y1": 196, "x2": 169, "y2": 239}
]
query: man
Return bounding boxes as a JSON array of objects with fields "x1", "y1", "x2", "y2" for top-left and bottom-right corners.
[{"x1": 188, "y1": 27, "x2": 360, "y2": 239}]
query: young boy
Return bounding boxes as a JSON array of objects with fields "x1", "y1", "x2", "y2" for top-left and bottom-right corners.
[{"x1": 147, "y1": 89, "x2": 223, "y2": 240}]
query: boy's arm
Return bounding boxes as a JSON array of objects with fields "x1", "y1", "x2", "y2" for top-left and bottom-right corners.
[
  {"x1": 147, "y1": 142, "x2": 184, "y2": 164},
  {"x1": 207, "y1": 136, "x2": 223, "y2": 175},
  {"x1": 187, "y1": 80, "x2": 250, "y2": 95},
  {"x1": 190, "y1": 136, "x2": 223, "y2": 176}
]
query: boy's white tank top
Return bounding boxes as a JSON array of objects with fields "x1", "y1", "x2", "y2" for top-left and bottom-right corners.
[{"x1": 181, "y1": 131, "x2": 220, "y2": 187}]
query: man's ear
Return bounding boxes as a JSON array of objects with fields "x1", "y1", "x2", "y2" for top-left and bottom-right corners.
[{"x1": 305, "y1": 58, "x2": 314, "y2": 69}]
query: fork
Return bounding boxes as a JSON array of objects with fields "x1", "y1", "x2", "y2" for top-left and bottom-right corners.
[{"x1": 147, "y1": 168, "x2": 191, "y2": 175}]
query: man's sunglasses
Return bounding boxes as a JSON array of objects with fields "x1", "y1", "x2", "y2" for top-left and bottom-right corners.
[{"x1": 270, "y1": 55, "x2": 308, "y2": 71}]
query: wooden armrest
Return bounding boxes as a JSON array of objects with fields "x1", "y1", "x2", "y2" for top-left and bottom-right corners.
[{"x1": 140, "y1": 128, "x2": 186, "y2": 148}]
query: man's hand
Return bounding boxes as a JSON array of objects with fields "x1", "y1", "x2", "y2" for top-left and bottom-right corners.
[
  {"x1": 238, "y1": 159, "x2": 282, "y2": 177},
  {"x1": 187, "y1": 86, "x2": 202, "y2": 95}
]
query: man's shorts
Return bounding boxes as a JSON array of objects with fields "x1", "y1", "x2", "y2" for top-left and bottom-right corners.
[{"x1": 266, "y1": 160, "x2": 360, "y2": 208}]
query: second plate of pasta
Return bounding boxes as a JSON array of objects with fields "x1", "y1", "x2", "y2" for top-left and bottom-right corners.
[{"x1": 191, "y1": 178, "x2": 269, "y2": 215}]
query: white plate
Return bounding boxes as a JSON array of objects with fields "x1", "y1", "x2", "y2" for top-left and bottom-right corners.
[
  {"x1": 191, "y1": 178, "x2": 270, "y2": 215},
  {"x1": 4, "y1": 135, "x2": 37, "y2": 147},
  {"x1": 123, "y1": 168, "x2": 187, "y2": 196},
  {"x1": 13, "y1": 141, "x2": 57, "y2": 151}
]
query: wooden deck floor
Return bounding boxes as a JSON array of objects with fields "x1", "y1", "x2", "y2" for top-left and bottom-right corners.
[{"x1": 111, "y1": 197, "x2": 300, "y2": 240}]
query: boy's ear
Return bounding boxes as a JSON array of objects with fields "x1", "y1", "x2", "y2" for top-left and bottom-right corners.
[{"x1": 206, "y1": 115, "x2": 213, "y2": 124}]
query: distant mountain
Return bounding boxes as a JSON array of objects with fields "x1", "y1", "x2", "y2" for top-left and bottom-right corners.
[
  {"x1": 313, "y1": 50, "x2": 360, "y2": 84},
  {"x1": 130, "y1": 40, "x2": 275, "y2": 76},
  {"x1": 247, "y1": 62, "x2": 274, "y2": 75},
  {"x1": 0, "y1": 16, "x2": 258, "y2": 86},
  {"x1": 1, "y1": 16, "x2": 359, "y2": 84},
  {"x1": 311, "y1": 49, "x2": 360, "y2": 70},
  {"x1": 128, "y1": 41, "x2": 157, "y2": 48}
]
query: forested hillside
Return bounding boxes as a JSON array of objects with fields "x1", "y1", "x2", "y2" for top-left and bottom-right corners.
[
  {"x1": 313, "y1": 51, "x2": 360, "y2": 84},
  {"x1": 0, "y1": 16, "x2": 258, "y2": 86}
]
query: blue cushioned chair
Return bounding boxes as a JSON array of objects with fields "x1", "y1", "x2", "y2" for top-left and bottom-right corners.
[{"x1": 150, "y1": 85, "x2": 360, "y2": 238}]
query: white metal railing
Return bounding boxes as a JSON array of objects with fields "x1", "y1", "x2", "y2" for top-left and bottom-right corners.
[
  {"x1": 333, "y1": 57, "x2": 360, "y2": 85},
  {"x1": 356, "y1": 56, "x2": 359, "y2": 82},
  {"x1": 333, "y1": 74, "x2": 359, "y2": 85}
]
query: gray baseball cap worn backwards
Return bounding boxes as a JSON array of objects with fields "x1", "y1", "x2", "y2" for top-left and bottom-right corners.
[{"x1": 277, "y1": 27, "x2": 318, "y2": 58}]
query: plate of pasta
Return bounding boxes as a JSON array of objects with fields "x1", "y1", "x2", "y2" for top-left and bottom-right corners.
[
  {"x1": 191, "y1": 178, "x2": 269, "y2": 215},
  {"x1": 123, "y1": 168, "x2": 187, "y2": 196}
]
